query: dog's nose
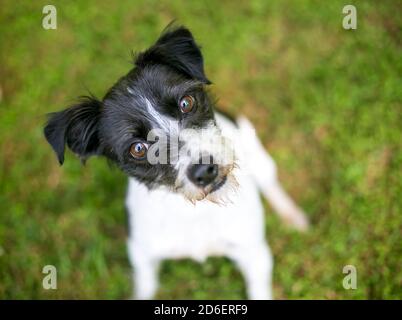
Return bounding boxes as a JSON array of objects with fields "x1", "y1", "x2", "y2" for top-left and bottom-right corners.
[{"x1": 187, "y1": 164, "x2": 219, "y2": 187}]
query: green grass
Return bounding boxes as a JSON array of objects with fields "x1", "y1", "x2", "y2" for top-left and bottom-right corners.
[{"x1": 0, "y1": 0, "x2": 401, "y2": 299}]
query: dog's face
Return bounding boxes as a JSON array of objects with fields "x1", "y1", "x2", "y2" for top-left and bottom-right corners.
[{"x1": 44, "y1": 26, "x2": 237, "y2": 203}]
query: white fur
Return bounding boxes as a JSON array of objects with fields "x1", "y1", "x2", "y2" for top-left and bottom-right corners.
[
  {"x1": 173, "y1": 120, "x2": 237, "y2": 203},
  {"x1": 126, "y1": 114, "x2": 308, "y2": 299},
  {"x1": 144, "y1": 97, "x2": 177, "y2": 133}
]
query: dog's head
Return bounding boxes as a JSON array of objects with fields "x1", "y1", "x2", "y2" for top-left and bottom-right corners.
[{"x1": 44, "y1": 26, "x2": 237, "y2": 204}]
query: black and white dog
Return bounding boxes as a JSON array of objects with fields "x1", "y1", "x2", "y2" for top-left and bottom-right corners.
[{"x1": 44, "y1": 26, "x2": 308, "y2": 299}]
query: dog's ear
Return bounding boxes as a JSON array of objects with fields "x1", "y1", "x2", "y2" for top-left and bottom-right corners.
[
  {"x1": 135, "y1": 26, "x2": 211, "y2": 84},
  {"x1": 44, "y1": 96, "x2": 103, "y2": 165}
]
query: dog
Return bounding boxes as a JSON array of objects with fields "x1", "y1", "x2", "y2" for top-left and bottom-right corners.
[{"x1": 44, "y1": 25, "x2": 308, "y2": 299}]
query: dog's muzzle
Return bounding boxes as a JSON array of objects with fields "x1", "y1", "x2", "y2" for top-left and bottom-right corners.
[
  {"x1": 186, "y1": 161, "x2": 233, "y2": 196},
  {"x1": 187, "y1": 163, "x2": 219, "y2": 188}
]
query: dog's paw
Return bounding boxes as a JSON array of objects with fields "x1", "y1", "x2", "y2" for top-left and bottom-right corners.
[{"x1": 283, "y1": 208, "x2": 310, "y2": 232}]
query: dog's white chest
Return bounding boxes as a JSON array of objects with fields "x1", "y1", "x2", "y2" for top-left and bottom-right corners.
[
  {"x1": 126, "y1": 170, "x2": 264, "y2": 262},
  {"x1": 125, "y1": 114, "x2": 269, "y2": 262},
  {"x1": 124, "y1": 114, "x2": 305, "y2": 300}
]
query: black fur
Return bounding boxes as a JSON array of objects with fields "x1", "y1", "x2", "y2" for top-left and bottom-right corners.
[
  {"x1": 135, "y1": 26, "x2": 211, "y2": 84},
  {"x1": 44, "y1": 96, "x2": 103, "y2": 164}
]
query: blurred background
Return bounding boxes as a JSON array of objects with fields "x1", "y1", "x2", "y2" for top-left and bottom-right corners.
[{"x1": 0, "y1": 0, "x2": 401, "y2": 299}]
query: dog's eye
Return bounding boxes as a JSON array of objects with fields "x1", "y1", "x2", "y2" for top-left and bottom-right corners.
[
  {"x1": 179, "y1": 95, "x2": 194, "y2": 113},
  {"x1": 130, "y1": 142, "x2": 148, "y2": 159}
]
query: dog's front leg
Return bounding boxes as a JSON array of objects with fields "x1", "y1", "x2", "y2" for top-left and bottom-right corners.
[
  {"x1": 128, "y1": 241, "x2": 160, "y2": 300},
  {"x1": 230, "y1": 243, "x2": 273, "y2": 300}
]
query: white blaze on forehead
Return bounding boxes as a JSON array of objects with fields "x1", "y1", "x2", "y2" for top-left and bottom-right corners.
[
  {"x1": 126, "y1": 86, "x2": 177, "y2": 133},
  {"x1": 143, "y1": 97, "x2": 173, "y2": 132},
  {"x1": 127, "y1": 87, "x2": 135, "y2": 95}
]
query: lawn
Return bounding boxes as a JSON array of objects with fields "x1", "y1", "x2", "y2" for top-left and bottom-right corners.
[{"x1": 0, "y1": 0, "x2": 401, "y2": 299}]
